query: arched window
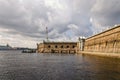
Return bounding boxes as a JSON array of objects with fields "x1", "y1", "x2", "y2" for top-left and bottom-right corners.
[
  {"x1": 113, "y1": 40, "x2": 116, "y2": 47},
  {"x1": 106, "y1": 41, "x2": 108, "y2": 46},
  {"x1": 66, "y1": 46, "x2": 69, "y2": 48},
  {"x1": 73, "y1": 45, "x2": 75, "y2": 48},
  {"x1": 61, "y1": 45, "x2": 63, "y2": 48},
  {"x1": 48, "y1": 45, "x2": 51, "y2": 48},
  {"x1": 55, "y1": 45, "x2": 57, "y2": 48}
]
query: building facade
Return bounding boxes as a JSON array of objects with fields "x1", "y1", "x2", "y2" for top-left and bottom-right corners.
[
  {"x1": 84, "y1": 25, "x2": 120, "y2": 53},
  {"x1": 37, "y1": 41, "x2": 77, "y2": 53}
]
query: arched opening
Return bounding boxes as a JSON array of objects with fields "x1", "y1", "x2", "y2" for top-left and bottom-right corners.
[
  {"x1": 61, "y1": 45, "x2": 63, "y2": 48},
  {"x1": 73, "y1": 45, "x2": 75, "y2": 48},
  {"x1": 55, "y1": 45, "x2": 58, "y2": 48},
  {"x1": 48, "y1": 45, "x2": 51, "y2": 48},
  {"x1": 66, "y1": 46, "x2": 69, "y2": 48}
]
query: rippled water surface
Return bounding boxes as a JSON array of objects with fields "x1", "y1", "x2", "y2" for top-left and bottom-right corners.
[{"x1": 0, "y1": 51, "x2": 120, "y2": 80}]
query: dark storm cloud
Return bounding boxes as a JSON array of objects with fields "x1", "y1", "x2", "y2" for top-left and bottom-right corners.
[
  {"x1": 0, "y1": 0, "x2": 49, "y2": 36},
  {"x1": 91, "y1": 0, "x2": 120, "y2": 27},
  {"x1": 0, "y1": 0, "x2": 94, "y2": 40},
  {"x1": 0, "y1": 0, "x2": 120, "y2": 47},
  {"x1": 0, "y1": 0, "x2": 39, "y2": 33}
]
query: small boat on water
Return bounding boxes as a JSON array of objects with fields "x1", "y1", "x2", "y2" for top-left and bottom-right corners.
[{"x1": 22, "y1": 49, "x2": 36, "y2": 53}]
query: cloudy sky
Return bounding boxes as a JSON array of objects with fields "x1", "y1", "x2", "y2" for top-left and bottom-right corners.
[{"x1": 0, "y1": 0, "x2": 120, "y2": 48}]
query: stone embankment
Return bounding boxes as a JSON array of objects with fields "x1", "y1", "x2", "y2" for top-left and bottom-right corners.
[
  {"x1": 79, "y1": 51, "x2": 120, "y2": 58},
  {"x1": 84, "y1": 25, "x2": 120, "y2": 53},
  {"x1": 80, "y1": 25, "x2": 120, "y2": 58}
]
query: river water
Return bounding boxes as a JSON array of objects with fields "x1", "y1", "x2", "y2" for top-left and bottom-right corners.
[{"x1": 0, "y1": 50, "x2": 120, "y2": 80}]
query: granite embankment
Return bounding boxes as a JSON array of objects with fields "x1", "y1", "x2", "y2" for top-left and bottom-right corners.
[
  {"x1": 79, "y1": 51, "x2": 120, "y2": 58},
  {"x1": 81, "y1": 25, "x2": 120, "y2": 58}
]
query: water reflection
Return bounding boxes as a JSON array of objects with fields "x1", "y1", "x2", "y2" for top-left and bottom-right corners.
[{"x1": 0, "y1": 51, "x2": 120, "y2": 80}]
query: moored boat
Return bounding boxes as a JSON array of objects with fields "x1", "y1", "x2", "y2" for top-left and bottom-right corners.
[{"x1": 22, "y1": 49, "x2": 36, "y2": 53}]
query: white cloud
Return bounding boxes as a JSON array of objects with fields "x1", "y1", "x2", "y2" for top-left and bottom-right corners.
[
  {"x1": 0, "y1": 0, "x2": 119, "y2": 48},
  {"x1": 91, "y1": 0, "x2": 120, "y2": 27},
  {"x1": 68, "y1": 24, "x2": 79, "y2": 30}
]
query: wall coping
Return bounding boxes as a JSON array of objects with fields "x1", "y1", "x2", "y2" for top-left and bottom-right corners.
[{"x1": 86, "y1": 25, "x2": 120, "y2": 40}]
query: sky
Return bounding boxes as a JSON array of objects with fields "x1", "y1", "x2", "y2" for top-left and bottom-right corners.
[{"x1": 0, "y1": 0, "x2": 120, "y2": 48}]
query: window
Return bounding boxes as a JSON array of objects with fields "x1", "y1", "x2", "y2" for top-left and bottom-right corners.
[
  {"x1": 73, "y1": 45, "x2": 75, "y2": 48},
  {"x1": 48, "y1": 45, "x2": 51, "y2": 48},
  {"x1": 61, "y1": 45, "x2": 63, "y2": 48},
  {"x1": 55, "y1": 45, "x2": 57, "y2": 48},
  {"x1": 66, "y1": 46, "x2": 69, "y2": 48},
  {"x1": 106, "y1": 41, "x2": 108, "y2": 46}
]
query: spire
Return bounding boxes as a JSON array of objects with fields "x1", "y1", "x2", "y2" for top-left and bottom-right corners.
[{"x1": 46, "y1": 27, "x2": 49, "y2": 42}]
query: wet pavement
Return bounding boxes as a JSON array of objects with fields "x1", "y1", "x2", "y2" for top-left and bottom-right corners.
[{"x1": 0, "y1": 50, "x2": 120, "y2": 80}]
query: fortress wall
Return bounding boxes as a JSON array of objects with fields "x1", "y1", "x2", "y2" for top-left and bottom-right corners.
[
  {"x1": 37, "y1": 42, "x2": 77, "y2": 53},
  {"x1": 84, "y1": 25, "x2": 120, "y2": 53}
]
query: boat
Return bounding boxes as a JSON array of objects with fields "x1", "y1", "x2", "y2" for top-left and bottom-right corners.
[{"x1": 22, "y1": 49, "x2": 36, "y2": 53}]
